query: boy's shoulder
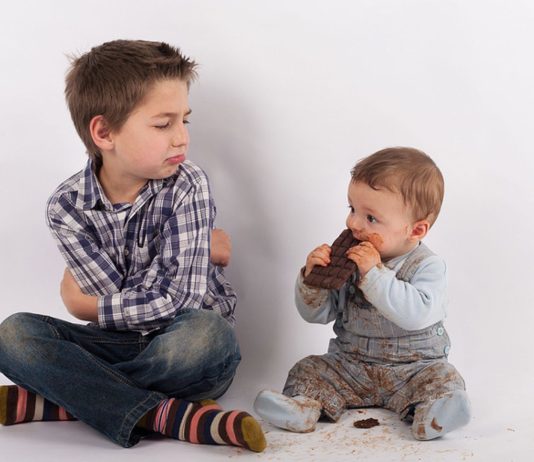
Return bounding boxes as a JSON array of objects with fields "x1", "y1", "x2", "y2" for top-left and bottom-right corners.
[
  {"x1": 46, "y1": 165, "x2": 87, "y2": 217},
  {"x1": 160, "y1": 161, "x2": 211, "y2": 207},
  {"x1": 174, "y1": 160, "x2": 210, "y2": 189}
]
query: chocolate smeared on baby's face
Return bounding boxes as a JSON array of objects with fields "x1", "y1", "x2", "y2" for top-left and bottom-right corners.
[{"x1": 357, "y1": 233, "x2": 384, "y2": 250}]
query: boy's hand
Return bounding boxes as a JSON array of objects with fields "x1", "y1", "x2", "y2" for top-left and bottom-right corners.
[
  {"x1": 304, "y1": 244, "x2": 331, "y2": 277},
  {"x1": 211, "y1": 228, "x2": 232, "y2": 267},
  {"x1": 60, "y1": 269, "x2": 98, "y2": 322},
  {"x1": 346, "y1": 241, "x2": 381, "y2": 278}
]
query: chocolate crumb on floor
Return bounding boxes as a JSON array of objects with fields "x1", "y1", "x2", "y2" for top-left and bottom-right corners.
[{"x1": 353, "y1": 418, "x2": 380, "y2": 429}]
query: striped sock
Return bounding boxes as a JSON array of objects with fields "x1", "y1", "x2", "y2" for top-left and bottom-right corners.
[
  {"x1": 142, "y1": 398, "x2": 266, "y2": 452},
  {"x1": 0, "y1": 385, "x2": 76, "y2": 425}
]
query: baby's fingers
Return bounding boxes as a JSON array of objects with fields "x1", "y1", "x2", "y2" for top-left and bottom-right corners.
[
  {"x1": 305, "y1": 244, "x2": 331, "y2": 277},
  {"x1": 311, "y1": 244, "x2": 331, "y2": 260}
]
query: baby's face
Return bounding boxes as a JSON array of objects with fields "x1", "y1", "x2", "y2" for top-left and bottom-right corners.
[{"x1": 345, "y1": 181, "x2": 419, "y2": 260}]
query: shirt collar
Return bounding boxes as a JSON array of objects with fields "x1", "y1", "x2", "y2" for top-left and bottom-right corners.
[
  {"x1": 76, "y1": 159, "x2": 178, "y2": 211},
  {"x1": 76, "y1": 160, "x2": 109, "y2": 211}
]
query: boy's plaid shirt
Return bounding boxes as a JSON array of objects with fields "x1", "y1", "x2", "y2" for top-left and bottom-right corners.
[{"x1": 46, "y1": 160, "x2": 236, "y2": 334}]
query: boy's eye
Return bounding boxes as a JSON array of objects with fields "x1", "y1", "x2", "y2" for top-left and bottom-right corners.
[
  {"x1": 183, "y1": 119, "x2": 190, "y2": 125},
  {"x1": 155, "y1": 122, "x2": 171, "y2": 129},
  {"x1": 367, "y1": 215, "x2": 377, "y2": 224},
  {"x1": 347, "y1": 205, "x2": 354, "y2": 213}
]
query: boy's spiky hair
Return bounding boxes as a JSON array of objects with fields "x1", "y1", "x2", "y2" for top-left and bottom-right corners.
[
  {"x1": 65, "y1": 40, "x2": 197, "y2": 166},
  {"x1": 351, "y1": 147, "x2": 445, "y2": 226}
]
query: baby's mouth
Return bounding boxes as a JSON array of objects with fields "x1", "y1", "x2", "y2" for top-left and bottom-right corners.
[{"x1": 357, "y1": 233, "x2": 384, "y2": 248}]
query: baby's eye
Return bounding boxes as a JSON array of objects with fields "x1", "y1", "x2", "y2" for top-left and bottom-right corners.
[
  {"x1": 347, "y1": 205, "x2": 354, "y2": 213},
  {"x1": 183, "y1": 119, "x2": 190, "y2": 125},
  {"x1": 367, "y1": 215, "x2": 377, "y2": 224}
]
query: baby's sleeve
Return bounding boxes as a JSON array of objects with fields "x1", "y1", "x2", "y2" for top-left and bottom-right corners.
[
  {"x1": 359, "y1": 255, "x2": 447, "y2": 331},
  {"x1": 295, "y1": 269, "x2": 338, "y2": 324}
]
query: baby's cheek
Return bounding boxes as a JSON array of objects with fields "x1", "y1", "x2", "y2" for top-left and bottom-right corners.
[{"x1": 367, "y1": 233, "x2": 384, "y2": 250}]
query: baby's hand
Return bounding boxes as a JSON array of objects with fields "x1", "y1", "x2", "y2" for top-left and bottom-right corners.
[
  {"x1": 304, "y1": 244, "x2": 331, "y2": 277},
  {"x1": 211, "y1": 228, "x2": 232, "y2": 267},
  {"x1": 346, "y1": 241, "x2": 381, "y2": 278}
]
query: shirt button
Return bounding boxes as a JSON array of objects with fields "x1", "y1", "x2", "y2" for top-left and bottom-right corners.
[
  {"x1": 437, "y1": 326, "x2": 444, "y2": 336},
  {"x1": 124, "y1": 247, "x2": 129, "y2": 256},
  {"x1": 348, "y1": 285, "x2": 356, "y2": 294},
  {"x1": 444, "y1": 345, "x2": 450, "y2": 355}
]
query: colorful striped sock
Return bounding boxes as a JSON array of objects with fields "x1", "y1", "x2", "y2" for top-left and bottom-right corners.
[
  {"x1": 0, "y1": 385, "x2": 76, "y2": 425},
  {"x1": 142, "y1": 398, "x2": 266, "y2": 452}
]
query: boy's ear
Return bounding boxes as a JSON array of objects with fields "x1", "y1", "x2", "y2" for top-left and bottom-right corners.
[
  {"x1": 89, "y1": 115, "x2": 114, "y2": 151},
  {"x1": 410, "y1": 220, "x2": 430, "y2": 241}
]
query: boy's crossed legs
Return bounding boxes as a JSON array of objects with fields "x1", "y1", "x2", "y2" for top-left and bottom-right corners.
[
  {"x1": 254, "y1": 352, "x2": 470, "y2": 440},
  {"x1": 0, "y1": 309, "x2": 265, "y2": 451}
]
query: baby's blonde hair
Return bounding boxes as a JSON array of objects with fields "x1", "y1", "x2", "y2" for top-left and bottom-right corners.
[{"x1": 351, "y1": 147, "x2": 444, "y2": 226}]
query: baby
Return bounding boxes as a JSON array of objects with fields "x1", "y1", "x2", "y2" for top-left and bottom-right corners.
[{"x1": 254, "y1": 147, "x2": 471, "y2": 440}]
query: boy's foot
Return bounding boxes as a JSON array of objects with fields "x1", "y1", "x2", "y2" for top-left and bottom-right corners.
[
  {"x1": 412, "y1": 390, "x2": 471, "y2": 440},
  {"x1": 0, "y1": 385, "x2": 76, "y2": 425},
  {"x1": 141, "y1": 398, "x2": 266, "y2": 452},
  {"x1": 253, "y1": 390, "x2": 321, "y2": 433}
]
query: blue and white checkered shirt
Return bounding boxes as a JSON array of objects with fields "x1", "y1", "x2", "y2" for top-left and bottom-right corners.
[{"x1": 46, "y1": 160, "x2": 236, "y2": 334}]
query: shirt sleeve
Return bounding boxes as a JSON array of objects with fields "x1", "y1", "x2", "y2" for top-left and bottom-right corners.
[
  {"x1": 201, "y1": 264, "x2": 237, "y2": 326},
  {"x1": 358, "y1": 255, "x2": 447, "y2": 331},
  {"x1": 97, "y1": 174, "x2": 213, "y2": 331},
  {"x1": 46, "y1": 202, "x2": 124, "y2": 297},
  {"x1": 294, "y1": 268, "x2": 338, "y2": 324}
]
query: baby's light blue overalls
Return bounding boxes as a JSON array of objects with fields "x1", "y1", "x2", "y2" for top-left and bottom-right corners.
[{"x1": 283, "y1": 243, "x2": 466, "y2": 424}]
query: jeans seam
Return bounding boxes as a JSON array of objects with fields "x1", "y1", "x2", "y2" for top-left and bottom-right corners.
[
  {"x1": 44, "y1": 316, "x2": 63, "y2": 341},
  {"x1": 117, "y1": 392, "x2": 164, "y2": 447},
  {"x1": 45, "y1": 316, "x2": 143, "y2": 346},
  {"x1": 82, "y1": 339, "x2": 143, "y2": 345}
]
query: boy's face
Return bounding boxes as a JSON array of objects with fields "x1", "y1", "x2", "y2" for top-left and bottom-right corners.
[
  {"x1": 105, "y1": 78, "x2": 191, "y2": 182},
  {"x1": 346, "y1": 181, "x2": 421, "y2": 260}
]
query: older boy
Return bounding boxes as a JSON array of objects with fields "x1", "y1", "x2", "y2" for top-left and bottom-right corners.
[
  {"x1": 254, "y1": 147, "x2": 471, "y2": 440},
  {"x1": 0, "y1": 40, "x2": 265, "y2": 452}
]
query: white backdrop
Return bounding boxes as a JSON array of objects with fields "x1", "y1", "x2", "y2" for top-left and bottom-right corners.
[{"x1": 0, "y1": 1, "x2": 533, "y2": 460}]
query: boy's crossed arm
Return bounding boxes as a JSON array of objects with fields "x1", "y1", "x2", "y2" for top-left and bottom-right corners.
[
  {"x1": 60, "y1": 268, "x2": 98, "y2": 321},
  {"x1": 59, "y1": 228, "x2": 232, "y2": 322}
]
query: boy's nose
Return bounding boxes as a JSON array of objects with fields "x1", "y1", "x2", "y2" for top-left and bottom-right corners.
[{"x1": 171, "y1": 124, "x2": 189, "y2": 147}]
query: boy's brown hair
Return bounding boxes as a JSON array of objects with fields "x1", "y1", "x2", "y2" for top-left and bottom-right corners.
[
  {"x1": 351, "y1": 147, "x2": 444, "y2": 226},
  {"x1": 65, "y1": 40, "x2": 197, "y2": 166}
]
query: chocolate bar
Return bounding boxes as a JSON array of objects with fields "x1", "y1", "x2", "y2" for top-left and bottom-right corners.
[{"x1": 303, "y1": 229, "x2": 360, "y2": 290}]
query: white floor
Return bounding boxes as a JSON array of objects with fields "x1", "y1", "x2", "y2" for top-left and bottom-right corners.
[{"x1": 1, "y1": 375, "x2": 531, "y2": 462}]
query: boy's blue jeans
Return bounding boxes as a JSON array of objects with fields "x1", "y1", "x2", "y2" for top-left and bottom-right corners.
[{"x1": 0, "y1": 309, "x2": 241, "y2": 447}]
